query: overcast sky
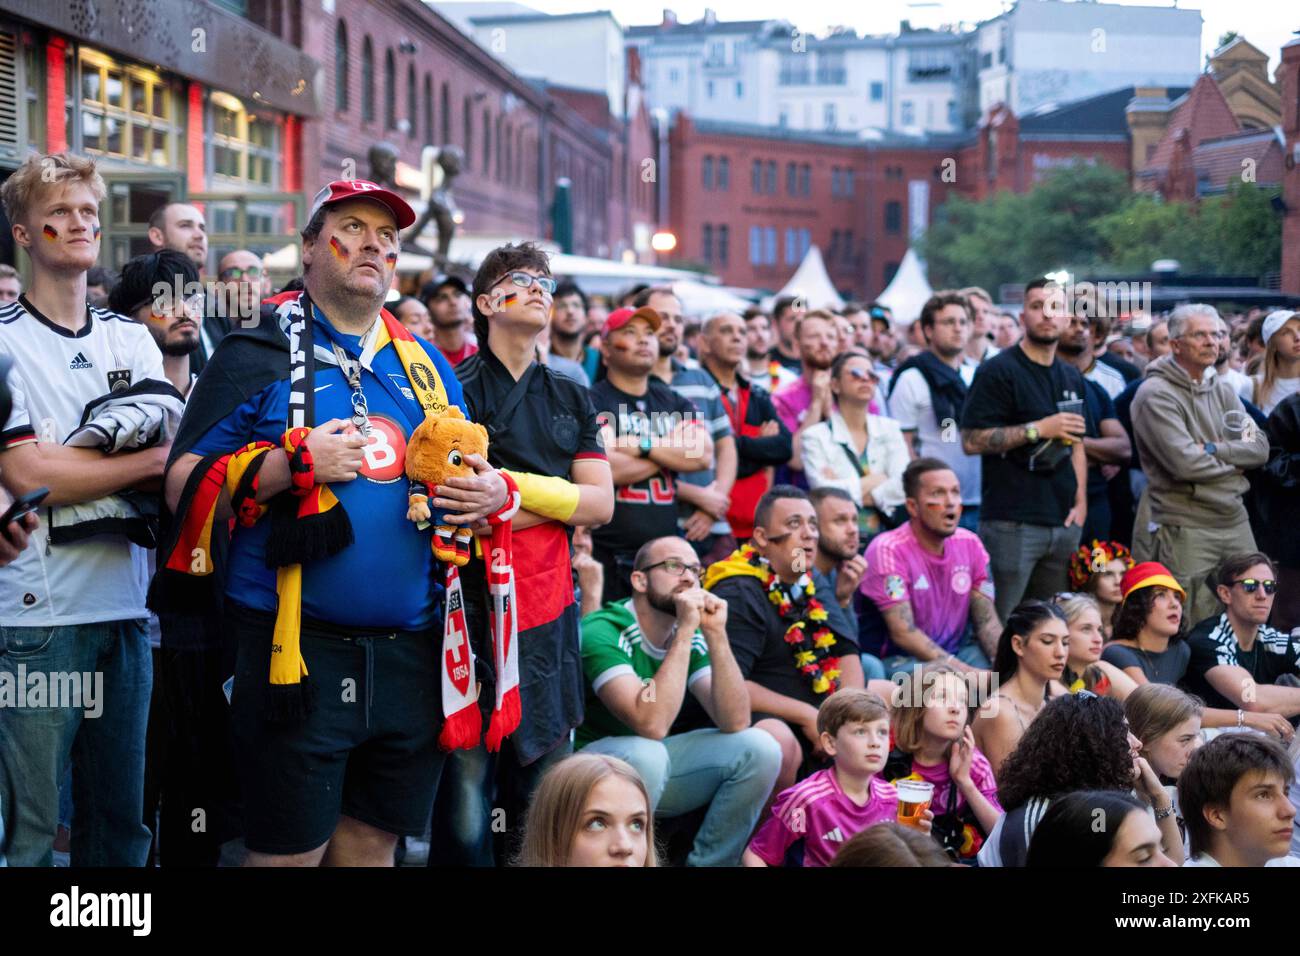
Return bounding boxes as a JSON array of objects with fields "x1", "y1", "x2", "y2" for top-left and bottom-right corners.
[{"x1": 517, "y1": 0, "x2": 1298, "y2": 74}]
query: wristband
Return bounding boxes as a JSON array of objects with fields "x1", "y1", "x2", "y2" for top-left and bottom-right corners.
[
  {"x1": 1153, "y1": 804, "x2": 1175, "y2": 820},
  {"x1": 1237, "y1": 709, "x2": 1245, "y2": 728},
  {"x1": 282, "y1": 427, "x2": 315, "y2": 497},
  {"x1": 487, "y1": 470, "x2": 521, "y2": 526}
]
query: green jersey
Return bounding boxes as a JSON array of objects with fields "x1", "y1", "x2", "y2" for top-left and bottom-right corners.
[{"x1": 576, "y1": 598, "x2": 712, "y2": 749}]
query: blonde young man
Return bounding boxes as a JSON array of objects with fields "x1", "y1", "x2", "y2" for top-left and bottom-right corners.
[{"x1": 0, "y1": 153, "x2": 172, "y2": 866}]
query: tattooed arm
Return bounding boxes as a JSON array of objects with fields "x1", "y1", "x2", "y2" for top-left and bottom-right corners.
[
  {"x1": 960, "y1": 423, "x2": 1031, "y2": 456},
  {"x1": 881, "y1": 601, "x2": 976, "y2": 671},
  {"x1": 968, "y1": 590, "x2": 1002, "y2": 662}
]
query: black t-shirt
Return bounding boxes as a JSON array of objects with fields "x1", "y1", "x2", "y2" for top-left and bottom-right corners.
[
  {"x1": 1101, "y1": 640, "x2": 1191, "y2": 685},
  {"x1": 960, "y1": 345, "x2": 1090, "y2": 524},
  {"x1": 1183, "y1": 613, "x2": 1300, "y2": 710},
  {"x1": 589, "y1": 376, "x2": 699, "y2": 555},
  {"x1": 1082, "y1": 378, "x2": 1115, "y2": 498},
  {"x1": 708, "y1": 574, "x2": 859, "y2": 711},
  {"x1": 769, "y1": 346, "x2": 801, "y2": 374}
]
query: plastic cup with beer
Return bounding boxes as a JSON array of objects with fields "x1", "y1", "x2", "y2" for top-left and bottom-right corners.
[{"x1": 896, "y1": 779, "x2": 935, "y2": 828}]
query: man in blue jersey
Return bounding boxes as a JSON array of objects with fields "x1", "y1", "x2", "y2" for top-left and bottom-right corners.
[{"x1": 157, "y1": 180, "x2": 508, "y2": 866}]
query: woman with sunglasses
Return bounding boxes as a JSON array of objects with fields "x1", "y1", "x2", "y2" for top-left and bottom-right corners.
[
  {"x1": 800, "y1": 350, "x2": 909, "y2": 550},
  {"x1": 1104, "y1": 562, "x2": 1294, "y2": 740},
  {"x1": 1182, "y1": 552, "x2": 1300, "y2": 737}
]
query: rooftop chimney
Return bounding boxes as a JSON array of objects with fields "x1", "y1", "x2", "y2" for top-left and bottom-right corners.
[
  {"x1": 703, "y1": 8, "x2": 716, "y2": 25},
  {"x1": 663, "y1": 9, "x2": 677, "y2": 28}
]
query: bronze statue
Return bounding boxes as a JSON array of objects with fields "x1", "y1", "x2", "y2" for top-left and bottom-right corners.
[{"x1": 404, "y1": 146, "x2": 465, "y2": 271}]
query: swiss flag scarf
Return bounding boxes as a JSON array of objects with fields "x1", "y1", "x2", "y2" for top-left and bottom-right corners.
[{"x1": 437, "y1": 472, "x2": 522, "y2": 752}]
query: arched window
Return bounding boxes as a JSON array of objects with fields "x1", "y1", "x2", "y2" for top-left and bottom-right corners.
[
  {"x1": 407, "y1": 64, "x2": 416, "y2": 138},
  {"x1": 384, "y1": 49, "x2": 396, "y2": 129},
  {"x1": 334, "y1": 21, "x2": 349, "y2": 112},
  {"x1": 361, "y1": 37, "x2": 374, "y2": 123}
]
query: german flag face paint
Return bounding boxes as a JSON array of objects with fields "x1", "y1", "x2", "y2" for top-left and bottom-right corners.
[
  {"x1": 384, "y1": 251, "x2": 398, "y2": 265},
  {"x1": 501, "y1": 292, "x2": 518, "y2": 307},
  {"x1": 42, "y1": 224, "x2": 58, "y2": 242},
  {"x1": 328, "y1": 236, "x2": 348, "y2": 262},
  {"x1": 92, "y1": 224, "x2": 102, "y2": 241}
]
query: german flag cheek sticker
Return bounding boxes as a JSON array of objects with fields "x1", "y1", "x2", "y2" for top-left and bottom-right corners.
[
  {"x1": 385, "y1": 252, "x2": 398, "y2": 264},
  {"x1": 42, "y1": 224, "x2": 58, "y2": 242},
  {"x1": 501, "y1": 292, "x2": 518, "y2": 307},
  {"x1": 93, "y1": 224, "x2": 102, "y2": 240},
  {"x1": 328, "y1": 236, "x2": 348, "y2": 261}
]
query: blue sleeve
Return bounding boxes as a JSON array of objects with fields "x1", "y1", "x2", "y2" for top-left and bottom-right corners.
[{"x1": 189, "y1": 390, "x2": 269, "y2": 457}]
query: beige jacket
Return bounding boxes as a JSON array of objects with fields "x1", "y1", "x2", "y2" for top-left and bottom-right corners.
[{"x1": 1131, "y1": 354, "x2": 1268, "y2": 526}]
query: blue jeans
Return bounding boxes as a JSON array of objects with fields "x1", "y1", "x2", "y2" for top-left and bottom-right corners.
[
  {"x1": 583, "y1": 727, "x2": 782, "y2": 867},
  {"x1": 0, "y1": 620, "x2": 153, "y2": 866},
  {"x1": 881, "y1": 626, "x2": 992, "y2": 679}
]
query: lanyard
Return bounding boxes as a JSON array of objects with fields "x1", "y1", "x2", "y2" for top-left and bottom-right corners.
[{"x1": 331, "y1": 341, "x2": 371, "y2": 435}]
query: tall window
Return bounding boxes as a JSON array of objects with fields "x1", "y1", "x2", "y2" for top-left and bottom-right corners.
[
  {"x1": 407, "y1": 64, "x2": 416, "y2": 138},
  {"x1": 763, "y1": 227, "x2": 776, "y2": 265},
  {"x1": 885, "y1": 201, "x2": 902, "y2": 234},
  {"x1": 463, "y1": 96, "x2": 472, "y2": 156},
  {"x1": 495, "y1": 114, "x2": 503, "y2": 180},
  {"x1": 829, "y1": 229, "x2": 840, "y2": 261},
  {"x1": 482, "y1": 109, "x2": 491, "y2": 174},
  {"x1": 441, "y1": 83, "x2": 450, "y2": 145},
  {"x1": 752, "y1": 159, "x2": 762, "y2": 193},
  {"x1": 749, "y1": 225, "x2": 761, "y2": 264},
  {"x1": 870, "y1": 81, "x2": 883, "y2": 102},
  {"x1": 702, "y1": 155, "x2": 713, "y2": 190},
  {"x1": 384, "y1": 48, "x2": 395, "y2": 129},
  {"x1": 503, "y1": 123, "x2": 511, "y2": 185},
  {"x1": 799, "y1": 163, "x2": 810, "y2": 196},
  {"x1": 841, "y1": 229, "x2": 853, "y2": 264},
  {"x1": 717, "y1": 225, "x2": 729, "y2": 265},
  {"x1": 831, "y1": 167, "x2": 841, "y2": 197},
  {"x1": 844, "y1": 169, "x2": 854, "y2": 196},
  {"x1": 361, "y1": 37, "x2": 374, "y2": 123},
  {"x1": 764, "y1": 161, "x2": 776, "y2": 194},
  {"x1": 784, "y1": 228, "x2": 796, "y2": 264},
  {"x1": 334, "y1": 21, "x2": 349, "y2": 112},
  {"x1": 824, "y1": 103, "x2": 836, "y2": 130},
  {"x1": 424, "y1": 74, "x2": 433, "y2": 144},
  {"x1": 211, "y1": 93, "x2": 278, "y2": 186},
  {"x1": 786, "y1": 162, "x2": 797, "y2": 196},
  {"x1": 718, "y1": 157, "x2": 729, "y2": 191},
  {"x1": 702, "y1": 223, "x2": 713, "y2": 262}
]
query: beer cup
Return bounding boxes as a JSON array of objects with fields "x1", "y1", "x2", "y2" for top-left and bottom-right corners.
[{"x1": 896, "y1": 779, "x2": 934, "y2": 828}]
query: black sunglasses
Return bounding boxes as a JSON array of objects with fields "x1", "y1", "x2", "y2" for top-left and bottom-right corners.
[{"x1": 1233, "y1": 578, "x2": 1277, "y2": 595}]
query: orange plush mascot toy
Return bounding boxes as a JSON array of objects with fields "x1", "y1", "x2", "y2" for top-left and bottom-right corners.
[
  {"x1": 404, "y1": 405, "x2": 523, "y2": 751},
  {"x1": 405, "y1": 405, "x2": 489, "y2": 565}
]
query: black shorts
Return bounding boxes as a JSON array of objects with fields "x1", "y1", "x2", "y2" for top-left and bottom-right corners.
[{"x1": 228, "y1": 603, "x2": 445, "y2": 855}]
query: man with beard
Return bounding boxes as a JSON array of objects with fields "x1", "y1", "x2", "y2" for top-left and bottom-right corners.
[
  {"x1": 960, "y1": 287, "x2": 1001, "y2": 368},
  {"x1": 961, "y1": 279, "x2": 1089, "y2": 620},
  {"x1": 773, "y1": 311, "x2": 838, "y2": 477},
  {"x1": 575, "y1": 535, "x2": 781, "y2": 867},
  {"x1": 699, "y1": 312, "x2": 791, "y2": 541},
  {"x1": 110, "y1": 250, "x2": 203, "y2": 399},
  {"x1": 548, "y1": 279, "x2": 599, "y2": 383},
  {"x1": 110, "y1": 251, "x2": 238, "y2": 865},
  {"x1": 769, "y1": 295, "x2": 804, "y2": 374},
  {"x1": 589, "y1": 306, "x2": 713, "y2": 603},
  {"x1": 809, "y1": 487, "x2": 867, "y2": 639},
  {"x1": 888, "y1": 292, "x2": 981, "y2": 531},
  {"x1": 422, "y1": 274, "x2": 477, "y2": 366},
  {"x1": 1058, "y1": 309, "x2": 1131, "y2": 544},
  {"x1": 641, "y1": 286, "x2": 737, "y2": 564},
  {"x1": 741, "y1": 308, "x2": 796, "y2": 394},
  {"x1": 147, "y1": 202, "x2": 228, "y2": 358},
  {"x1": 859, "y1": 459, "x2": 1001, "y2": 677},
  {"x1": 216, "y1": 250, "x2": 269, "y2": 331}
]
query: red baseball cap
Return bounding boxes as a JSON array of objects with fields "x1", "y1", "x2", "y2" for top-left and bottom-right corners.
[
  {"x1": 306, "y1": 179, "x2": 416, "y2": 230},
  {"x1": 602, "y1": 306, "x2": 662, "y2": 337}
]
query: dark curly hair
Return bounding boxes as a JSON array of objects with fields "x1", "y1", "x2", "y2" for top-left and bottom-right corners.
[
  {"x1": 1110, "y1": 586, "x2": 1185, "y2": 644},
  {"x1": 995, "y1": 694, "x2": 1136, "y2": 813}
]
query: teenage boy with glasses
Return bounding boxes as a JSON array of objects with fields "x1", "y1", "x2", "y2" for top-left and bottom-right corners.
[
  {"x1": 1184, "y1": 552, "x2": 1300, "y2": 724},
  {"x1": 575, "y1": 534, "x2": 781, "y2": 866}
]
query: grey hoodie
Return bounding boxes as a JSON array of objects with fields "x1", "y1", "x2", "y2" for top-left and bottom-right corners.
[{"x1": 1131, "y1": 353, "x2": 1268, "y2": 526}]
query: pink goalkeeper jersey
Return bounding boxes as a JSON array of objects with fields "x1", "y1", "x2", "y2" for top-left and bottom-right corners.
[{"x1": 747, "y1": 769, "x2": 898, "y2": 868}]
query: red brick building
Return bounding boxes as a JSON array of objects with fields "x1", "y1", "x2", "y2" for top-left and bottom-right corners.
[{"x1": 1280, "y1": 39, "x2": 1300, "y2": 296}]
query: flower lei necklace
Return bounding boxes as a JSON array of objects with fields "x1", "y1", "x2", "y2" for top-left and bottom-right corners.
[{"x1": 741, "y1": 544, "x2": 842, "y2": 696}]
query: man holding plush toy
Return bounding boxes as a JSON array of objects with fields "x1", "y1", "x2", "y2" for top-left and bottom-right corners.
[{"x1": 157, "y1": 180, "x2": 513, "y2": 867}]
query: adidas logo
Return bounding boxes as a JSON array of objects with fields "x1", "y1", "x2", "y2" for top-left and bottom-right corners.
[
  {"x1": 69, "y1": 352, "x2": 93, "y2": 370},
  {"x1": 822, "y1": 827, "x2": 844, "y2": 843}
]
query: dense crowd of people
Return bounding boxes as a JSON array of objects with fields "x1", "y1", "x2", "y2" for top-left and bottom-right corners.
[{"x1": 1, "y1": 151, "x2": 1299, "y2": 869}]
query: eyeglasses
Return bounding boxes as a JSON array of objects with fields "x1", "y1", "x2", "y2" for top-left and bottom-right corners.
[
  {"x1": 638, "y1": 558, "x2": 703, "y2": 579},
  {"x1": 495, "y1": 271, "x2": 556, "y2": 295},
  {"x1": 1233, "y1": 578, "x2": 1277, "y2": 595},
  {"x1": 219, "y1": 266, "x2": 263, "y2": 281}
]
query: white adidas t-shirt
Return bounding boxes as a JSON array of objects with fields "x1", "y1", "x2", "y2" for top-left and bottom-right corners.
[{"x1": 0, "y1": 296, "x2": 165, "y2": 626}]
